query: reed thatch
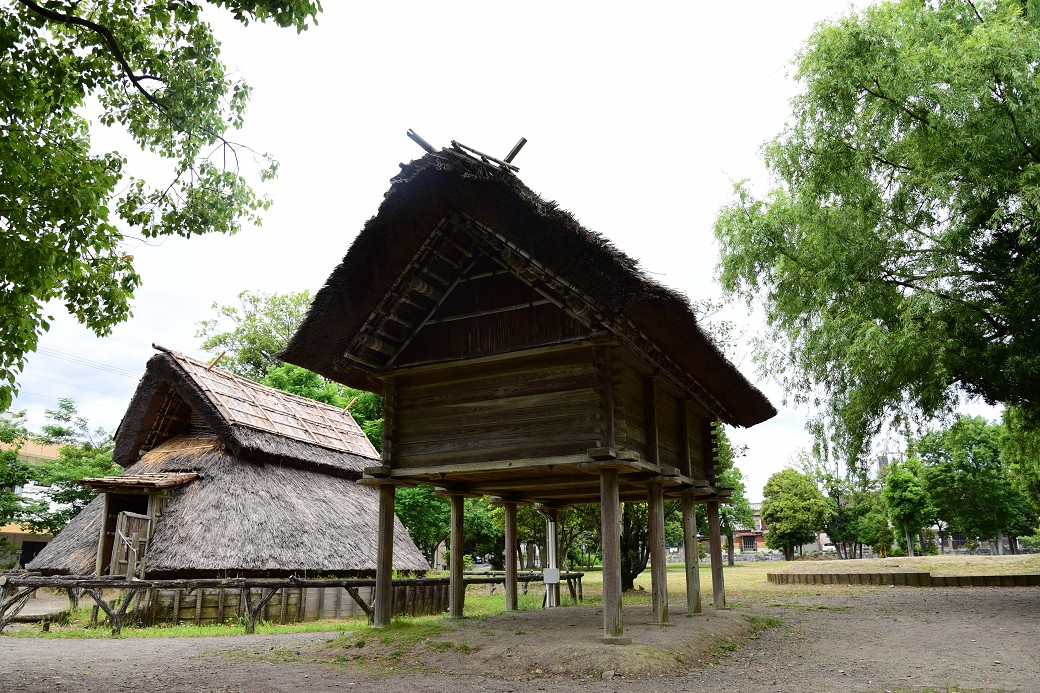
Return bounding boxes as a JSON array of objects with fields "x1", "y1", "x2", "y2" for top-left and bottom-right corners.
[
  {"x1": 30, "y1": 437, "x2": 427, "y2": 577},
  {"x1": 281, "y1": 147, "x2": 774, "y2": 427},
  {"x1": 28, "y1": 349, "x2": 429, "y2": 578},
  {"x1": 114, "y1": 345, "x2": 377, "y2": 476}
]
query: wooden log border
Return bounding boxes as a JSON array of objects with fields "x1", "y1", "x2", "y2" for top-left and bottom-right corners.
[
  {"x1": 766, "y1": 572, "x2": 1040, "y2": 587},
  {"x1": 0, "y1": 572, "x2": 584, "y2": 636}
]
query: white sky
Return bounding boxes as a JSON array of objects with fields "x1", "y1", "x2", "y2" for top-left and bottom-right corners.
[{"x1": 10, "y1": 1, "x2": 906, "y2": 501}]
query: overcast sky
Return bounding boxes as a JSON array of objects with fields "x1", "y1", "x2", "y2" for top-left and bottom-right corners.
[{"x1": 9, "y1": 1, "x2": 914, "y2": 501}]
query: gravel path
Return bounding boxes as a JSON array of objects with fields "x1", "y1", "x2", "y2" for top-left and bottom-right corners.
[{"x1": 2, "y1": 586, "x2": 1038, "y2": 692}]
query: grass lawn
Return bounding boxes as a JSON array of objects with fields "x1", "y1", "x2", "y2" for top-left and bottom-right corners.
[{"x1": 9, "y1": 553, "x2": 1036, "y2": 638}]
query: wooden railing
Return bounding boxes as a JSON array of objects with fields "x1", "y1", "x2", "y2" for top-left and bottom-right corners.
[{"x1": 0, "y1": 571, "x2": 584, "y2": 637}]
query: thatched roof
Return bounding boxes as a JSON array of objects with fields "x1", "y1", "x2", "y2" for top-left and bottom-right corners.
[
  {"x1": 114, "y1": 345, "x2": 378, "y2": 477},
  {"x1": 80, "y1": 472, "x2": 199, "y2": 492},
  {"x1": 29, "y1": 436, "x2": 428, "y2": 578},
  {"x1": 281, "y1": 148, "x2": 775, "y2": 427}
]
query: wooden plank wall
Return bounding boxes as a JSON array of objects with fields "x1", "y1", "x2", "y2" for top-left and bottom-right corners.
[
  {"x1": 392, "y1": 346, "x2": 602, "y2": 469},
  {"x1": 133, "y1": 584, "x2": 448, "y2": 625}
]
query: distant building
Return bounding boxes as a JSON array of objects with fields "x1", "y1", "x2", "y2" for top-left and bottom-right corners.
[
  {"x1": 736, "y1": 501, "x2": 768, "y2": 552},
  {"x1": 0, "y1": 440, "x2": 63, "y2": 566}
]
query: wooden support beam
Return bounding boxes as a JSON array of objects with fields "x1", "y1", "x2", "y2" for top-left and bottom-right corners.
[
  {"x1": 504, "y1": 502, "x2": 518, "y2": 611},
  {"x1": 682, "y1": 492, "x2": 702, "y2": 615},
  {"x1": 94, "y1": 492, "x2": 109, "y2": 576},
  {"x1": 543, "y1": 507, "x2": 561, "y2": 608},
  {"x1": 449, "y1": 494, "x2": 465, "y2": 619},
  {"x1": 595, "y1": 345, "x2": 615, "y2": 448},
  {"x1": 707, "y1": 501, "x2": 726, "y2": 609},
  {"x1": 648, "y1": 481, "x2": 668, "y2": 624},
  {"x1": 599, "y1": 468, "x2": 628, "y2": 643},
  {"x1": 644, "y1": 375, "x2": 660, "y2": 467},
  {"x1": 372, "y1": 483, "x2": 396, "y2": 627},
  {"x1": 678, "y1": 399, "x2": 692, "y2": 478}
]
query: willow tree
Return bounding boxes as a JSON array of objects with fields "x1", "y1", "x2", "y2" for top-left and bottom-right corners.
[
  {"x1": 715, "y1": 0, "x2": 1040, "y2": 462},
  {"x1": 0, "y1": 1, "x2": 320, "y2": 410}
]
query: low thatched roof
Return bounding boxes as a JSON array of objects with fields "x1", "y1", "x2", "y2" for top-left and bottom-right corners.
[
  {"x1": 115, "y1": 346, "x2": 377, "y2": 477},
  {"x1": 30, "y1": 436, "x2": 428, "y2": 578},
  {"x1": 281, "y1": 147, "x2": 775, "y2": 427},
  {"x1": 29, "y1": 347, "x2": 428, "y2": 578}
]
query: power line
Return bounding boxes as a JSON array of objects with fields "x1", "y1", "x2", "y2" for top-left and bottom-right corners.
[
  {"x1": 22, "y1": 373, "x2": 128, "y2": 398},
  {"x1": 35, "y1": 347, "x2": 141, "y2": 378}
]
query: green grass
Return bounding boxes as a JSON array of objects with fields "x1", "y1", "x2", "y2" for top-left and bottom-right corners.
[{"x1": 25, "y1": 556, "x2": 1016, "y2": 640}]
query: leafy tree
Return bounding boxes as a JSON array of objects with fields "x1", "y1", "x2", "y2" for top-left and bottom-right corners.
[
  {"x1": 463, "y1": 498, "x2": 503, "y2": 568},
  {"x1": 0, "y1": 411, "x2": 33, "y2": 527},
  {"x1": 394, "y1": 485, "x2": 449, "y2": 565},
  {"x1": 761, "y1": 468, "x2": 833, "y2": 561},
  {"x1": 1001, "y1": 405, "x2": 1040, "y2": 513},
  {"x1": 1, "y1": 1, "x2": 321, "y2": 411},
  {"x1": 917, "y1": 415, "x2": 1035, "y2": 552},
  {"x1": 261, "y1": 363, "x2": 383, "y2": 449},
  {"x1": 715, "y1": 0, "x2": 1040, "y2": 463},
  {"x1": 21, "y1": 399, "x2": 120, "y2": 535},
  {"x1": 196, "y1": 291, "x2": 384, "y2": 448},
  {"x1": 881, "y1": 459, "x2": 932, "y2": 556},
  {"x1": 856, "y1": 499, "x2": 895, "y2": 558},
  {"x1": 199, "y1": 290, "x2": 314, "y2": 380}
]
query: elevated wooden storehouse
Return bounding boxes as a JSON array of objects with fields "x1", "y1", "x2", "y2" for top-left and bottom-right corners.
[
  {"x1": 282, "y1": 146, "x2": 776, "y2": 639},
  {"x1": 28, "y1": 346, "x2": 427, "y2": 621}
]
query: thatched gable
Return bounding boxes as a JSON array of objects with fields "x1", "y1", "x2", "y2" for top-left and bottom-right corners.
[
  {"x1": 115, "y1": 345, "x2": 377, "y2": 477},
  {"x1": 281, "y1": 148, "x2": 774, "y2": 428},
  {"x1": 30, "y1": 437, "x2": 428, "y2": 578},
  {"x1": 28, "y1": 348, "x2": 429, "y2": 578}
]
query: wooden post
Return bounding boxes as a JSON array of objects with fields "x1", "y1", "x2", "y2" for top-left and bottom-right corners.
[
  {"x1": 707, "y1": 500, "x2": 725, "y2": 609},
  {"x1": 682, "y1": 492, "x2": 702, "y2": 615},
  {"x1": 504, "y1": 502, "x2": 518, "y2": 611},
  {"x1": 449, "y1": 494, "x2": 465, "y2": 619},
  {"x1": 648, "y1": 482, "x2": 668, "y2": 624},
  {"x1": 94, "y1": 493, "x2": 109, "y2": 576},
  {"x1": 372, "y1": 483, "x2": 396, "y2": 627},
  {"x1": 543, "y1": 507, "x2": 561, "y2": 608},
  {"x1": 599, "y1": 468, "x2": 627, "y2": 642}
]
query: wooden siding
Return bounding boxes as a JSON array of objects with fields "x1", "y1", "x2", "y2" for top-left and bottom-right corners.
[
  {"x1": 395, "y1": 262, "x2": 593, "y2": 366},
  {"x1": 655, "y1": 387, "x2": 681, "y2": 469},
  {"x1": 614, "y1": 359, "x2": 647, "y2": 456},
  {"x1": 391, "y1": 346, "x2": 602, "y2": 470},
  {"x1": 687, "y1": 412, "x2": 706, "y2": 480}
]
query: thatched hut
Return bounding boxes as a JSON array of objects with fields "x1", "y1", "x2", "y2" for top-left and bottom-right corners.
[
  {"x1": 280, "y1": 145, "x2": 776, "y2": 639},
  {"x1": 28, "y1": 346, "x2": 427, "y2": 621}
]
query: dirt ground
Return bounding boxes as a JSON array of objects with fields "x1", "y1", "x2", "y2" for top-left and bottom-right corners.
[{"x1": 2, "y1": 582, "x2": 1039, "y2": 692}]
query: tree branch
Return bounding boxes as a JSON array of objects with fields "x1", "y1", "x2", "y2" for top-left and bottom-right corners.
[{"x1": 16, "y1": 0, "x2": 163, "y2": 111}]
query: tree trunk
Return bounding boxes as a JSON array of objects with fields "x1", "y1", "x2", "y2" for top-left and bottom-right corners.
[
  {"x1": 726, "y1": 532, "x2": 735, "y2": 567},
  {"x1": 905, "y1": 529, "x2": 915, "y2": 557}
]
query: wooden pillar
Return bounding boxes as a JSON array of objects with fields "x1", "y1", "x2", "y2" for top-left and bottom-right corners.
[
  {"x1": 504, "y1": 502, "x2": 518, "y2": 611},
  {"x1": 707, "y1": 500, "x2": 725, "y2": 609},
  {"x1": 599, "y1": 468, "x2": 627, "y2": 642},
  {"x1": 372, "y1": 483, "x2": 396, "y2": 627},
  {"x1": 449, "y1": 494, "x2": 465, "y2": 619},
  {"x1": 648, "y1": 482, "x2": 668, "y2": 624},
  {"x1": 682, "y1": 492, "x2": 702, "y2": 614},
  {"x1": 543, "y1": 507, "x2": 561, "y2": 608},
  {"x1": 94, "y1": 493, "x2": 110, "y2": 576}
]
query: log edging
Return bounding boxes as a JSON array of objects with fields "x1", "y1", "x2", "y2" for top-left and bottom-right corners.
[{"x1": 766, "y1": 572, "x2": 1040, "y2": 587}]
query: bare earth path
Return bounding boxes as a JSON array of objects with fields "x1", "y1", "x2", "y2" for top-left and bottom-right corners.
[{"x1": 2, "y1": 586, "x2": 1038, "y2": 692}]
